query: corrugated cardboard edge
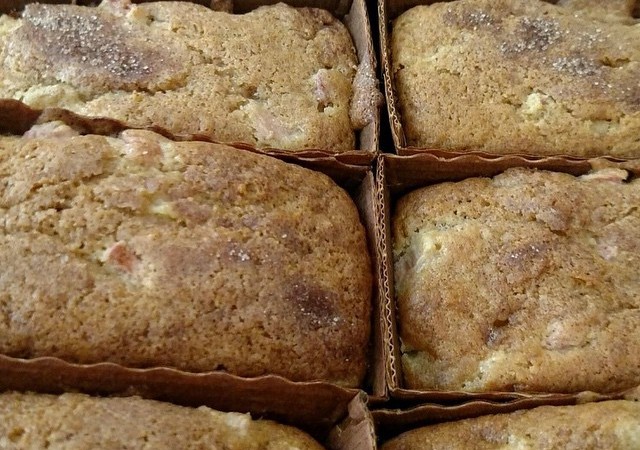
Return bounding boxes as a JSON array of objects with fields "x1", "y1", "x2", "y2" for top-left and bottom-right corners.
[
  {"x1": 357, "y1": 170, "x2": 388, "y2": 404},
  {"x1": 371, "y1": 386, "x2": 640, "y2": 443},
  {"x1": 382, "y1": 152, "x2": 640, "y2": 190},
  {"x1": 375, "y1": 155, "x2": 398, "y2": 405},
  {"x1": 379, "y1": 153, "x2": 640, "y2": 402},
  {"x1": 0, "y1": 390, "x2": 372, "y2": 450},
  {"x1": 0, "y1": 356, "x2": 358, "y2": 441},
  {"x1": 0, "y1": 102, "x2": 385, "y2": 439},
  {"x1": 0, "y1": 0, "x2": 380, "y2": 160},
  {"x1": 0, "y1": 99, "x2": 375, "y2": 171},
  {"x1": 381, "y1": 0, "x2": 640, "y2": 164},
  {"x1": 378, "y1": 0, "x2": 405, "y2": 150},
  {"x1": 329, "y1": 392, "x2": 378, "y2": 450}
]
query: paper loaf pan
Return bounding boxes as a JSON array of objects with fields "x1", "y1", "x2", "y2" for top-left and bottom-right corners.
[
  {"x1": 372, "y1": 387, "x2": 640, "y2": 447},
  {"x1": 0, "y1": 0, "x2": 381, "y2": 161},
  {"x1": 0, "y1": 101, "x2": 387, "y2": 436},
  {"x1": 379, "y1": 0, "x2": 640, "y2": 161},
  {"x1": 376, "y1": 153, "x2": 640, "y2": 404}
]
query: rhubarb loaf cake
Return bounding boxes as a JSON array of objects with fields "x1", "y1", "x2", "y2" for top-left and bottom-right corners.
[
  {"x1": 393, "y1": 168, "x2": 640, "y2": 392},
  {"x1": 392, "y1": 0, "x2": 640, "y2": 157},
  {"x1": 382, "y1": 400, "x2": 640, "y2": 450},
  {"x1": 0, "y1": 122, "x2": 371, "y2": 386},
  {"x1": 0, "y1": 0, "x2": 376, "y2": 151},
  {"x1": 0, "y1": 391, "x2": 325, "y2": 449}
]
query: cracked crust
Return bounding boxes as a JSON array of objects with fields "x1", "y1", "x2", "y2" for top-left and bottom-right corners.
[
  {"x1": 0, "y1": 123, "x2": 371, "y2": 386},
  {"x1": 382, "y1": 400, "x2": 640, "y2": 450},
  {"x1": 392, "y1": 0, "x2": 640, "y2": 157},
  {"x1": 0, "y1": 1, "x2": 362, "y2": 151},
  {"x1": 393, "y1": 168, "x2": 640, "y2": 392},
  {"x1": 0, "y1": 392, "x2": 325, "y2": 449}
]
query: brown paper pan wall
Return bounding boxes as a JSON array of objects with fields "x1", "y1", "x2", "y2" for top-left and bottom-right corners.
[
  {"x1": 0, "y1": 101, "x2": 386, "y2": 446},
  {"x1": 0, "y1": 99, "x2": 372, "y2": 185},
  {"x1": 0, "y1": 0, "x2": 381, "y2": 162},
  {"x1": 377, "y1": 153, "x2": 640, "y2": 404},
  {"x1": 2, "y1": 0, "x2": 640, "y2": 444},
  {"x1": 0, "y1": 387, "x2": 376, "y2": 449},
  {"x1": 379, "y1": 0, "x2": 640, "y2": 160},
  {"x1": 371, "y1": 386, "x2": 640, "y2": 445},
  {"x1": 0, "y1": 362, "x2": 366, "y2": 442}
]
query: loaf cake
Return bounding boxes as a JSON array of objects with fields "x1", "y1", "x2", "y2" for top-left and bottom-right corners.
[
  {"x1": 0, "y1": 391, "x2": 325, "y2": 449},
  {"x1": 0, "y1": 0, "x2": 376, "y2": 151},
  {"x1": 393, "y1": 168, "x2": 640, "y2": 392},
  {"x1": 391, "y1": 0, "x2": 640, "y2": 157},
  {"x1": 382, "y1": 400, "x2": 640, "y2": 450},
  {"x1": 0, "y1": 122, "x2": 371, "y2": 386}
]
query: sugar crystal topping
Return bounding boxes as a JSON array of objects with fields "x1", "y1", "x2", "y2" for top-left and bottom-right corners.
[
  {"x1": 23, "y1": 4, "x2": 153, "y2": 79},
  {"x1": 501, "y1": 16, "x2": 562, "y2": 54},
  {"x1": 551, "y1": 56, "x2": 600, "y2": 76}
]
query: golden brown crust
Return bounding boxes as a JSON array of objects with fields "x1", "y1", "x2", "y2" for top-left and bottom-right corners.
[
  {"x1": 0, "y1": 1, "x2": 361, "y2": 151},
  {"x1": 382, "y1": 400, "x2": 640, "y2": 450},
  {"x1": 393, "y1": 168, "x2": 640, "y2": 392},
  {"x1": 558, "y1": 0, "x2": 638, "y2": 24},
  {"x1": 0, "y1": 391, "x2": 325, "y2": 449},
  {"x1": 0, "y1": 124, "x2": 371, "y2": 386},
  {"x1": 392, "y1": 0, "x2": 640, "y2": 157}
]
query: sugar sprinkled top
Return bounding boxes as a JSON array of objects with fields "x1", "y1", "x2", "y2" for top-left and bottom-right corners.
[
  {"x1": 9, "y1": 3, "x2": 183, "y2": 92},
  {"x1": 551, "y1": 56, "x2": 600, "y2": 76},
  {"x1": 24, "y1": 5, "x2": 152, "y2": 79},
  {"x1": 468, "y1": 11, "x2": 493, "y2": 27},
  {"x1": 501, "y1": 16, "x2": 562, "y2": 54}
]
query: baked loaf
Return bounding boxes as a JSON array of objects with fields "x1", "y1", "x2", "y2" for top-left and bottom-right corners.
[
  {"x1": 382, "y1": 400, "x2": 640, "y2": 450},
  {"x1": 0, "y1": 122, "x2": 371, "y2": 386},
  {"x1": 392, "y1": 0, "x2": 640, "y2": 157},
  {"x1": 393, "y1": 168, "x2": 640, "y2": 392},
  {"x1": 0, "y1": 0, "x2": 370, "y2": 151},
  {"x1": 0, "y1": 391, "x2": 325, "y2": 449}
]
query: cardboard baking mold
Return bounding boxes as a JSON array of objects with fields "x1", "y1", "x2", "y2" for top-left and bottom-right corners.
[
  {"x1": 371, "y1": 386, "x2": 640, "y2": 444},
  {"x1": 0, "y1": 384, "x2": 376, "y2": 450},
  {"x1": 0, "y1": 101, "x2": 387, "y2": 440},
  {"x1": 0, "y1": 0, "x2": 381, "y2": 162},
  {"x1": 0, "y1": 99, "x2": 369, "y2": 186},
  {"x1": 379, "y1": 0, "x2": 640, "y2": 161},
  {"x1": 376, "y1": 152, "x2": 640, "y2": 403},
  {"x1": 328, "y1": 391, "x2": 378, "y2": 450}
]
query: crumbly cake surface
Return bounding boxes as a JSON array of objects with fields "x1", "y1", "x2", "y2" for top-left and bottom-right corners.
[
  {"x1": 0, "y1": 392, "x2": 325, "y2": 450},
  {"x1": 392, "y1": 0, "x2": 640, "y2": 157},
  {"x1": 0, "y1": 0, "x2": 362, "y2": 151},
  {"x1": 393, "y1": 168, "x2": 640, "y2": 392},
  {"x1": 0, "y1": 123, "x2": 371, "y2": 386},
  {"x1": 382, "y1": 400, "x2": 640, "y2": 450}
]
